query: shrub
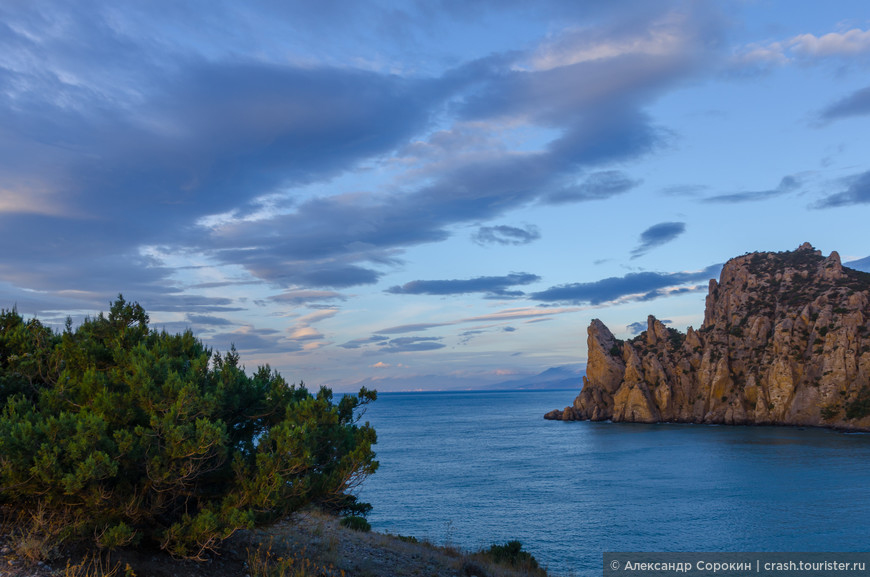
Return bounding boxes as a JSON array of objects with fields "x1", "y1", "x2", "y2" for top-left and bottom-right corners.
[
  {"x1": 482, "y1": 541, "x2": 543, "y2": 573},
  {"x1": 845, "y1": 387, "x2": 870, "y2": 421},
  {"x1": 339, "y1": 516, "x2": 371, "y2": 532},
  {"x1": 820, "y1": 404, "x2": 840, "y2": 421},
  {"x1": 0, "y1": 297, "x2": 378, "y2": 559}
]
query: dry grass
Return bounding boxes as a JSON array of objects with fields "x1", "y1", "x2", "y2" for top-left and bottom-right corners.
[
  {"x1": 62, "y1": 553, "x2": 135, "y2": 577},
  {"x1": 246, "y1": 538, "x2": 345, "y2": 577}
]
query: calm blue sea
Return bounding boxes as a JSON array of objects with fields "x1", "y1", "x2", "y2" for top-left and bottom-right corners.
[{"x1": 355, "y1": 390, "x2": 870, "y2": 576}]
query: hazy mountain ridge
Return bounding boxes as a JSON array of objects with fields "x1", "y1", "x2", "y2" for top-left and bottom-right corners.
[
  {"x1": 338, "y1": 365, "x2": 583, "y2": 393},
  {"x1": 479, "y1": 365, "x2": 584, "y2": 390},
  {"x1": 546, "y1": 243, "x2": 870, "y2": 430}
]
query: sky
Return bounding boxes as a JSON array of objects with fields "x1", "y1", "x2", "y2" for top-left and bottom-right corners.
[{"x1": 2, "y1": 1, "x2": 869, "y2": 391}]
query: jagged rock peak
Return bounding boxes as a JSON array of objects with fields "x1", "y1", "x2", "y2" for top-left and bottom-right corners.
[
  {"x1": 798, "y1": 241, "x2": 821, "y2": 255},
  {"x1": 546, "y1": 244, "x2": 870, "y2": 431}
]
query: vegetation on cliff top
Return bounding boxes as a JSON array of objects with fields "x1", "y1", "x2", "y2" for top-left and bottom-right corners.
[{"x1": 0, "y1": 296, "x2": 377, "y2": 560}]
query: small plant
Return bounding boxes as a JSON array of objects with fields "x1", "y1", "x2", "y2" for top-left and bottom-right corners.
[
  {"x1": 246, "y1": 541, "x2": 339, "y2": 577},
  {"x1": 396, "y1": 534, "x2": 419, "y2": 543},
  {"x1": 845, "y1": 387, "x2": 870, "y2": 420},
  {"x1": 63, "y1": 553, "x2": 134, "y2": 577},
  {"x1": 482, "y1": 540, "x2": 544, "y2": 574},
  {"x1": 820, "y1": 404, "x2": 840, "y2": 421},
  {"x1": 339, "y1": 516, "x2": 371, "y2": 532}
]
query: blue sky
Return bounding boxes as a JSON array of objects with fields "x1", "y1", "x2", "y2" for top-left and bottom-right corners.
[{"x1": 2, "y1": 1, "x2": 869, "y2": 391}]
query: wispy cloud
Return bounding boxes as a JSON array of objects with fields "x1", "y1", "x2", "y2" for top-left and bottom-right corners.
[
  {"x1": 531, "y1": 264, "x2": 721, "y2": 305},
  {"x1": 377, "y1": 336, "x2": 445, "y2": 354},
  {"x1": 269, "y1": 290, "x2": 347, "y2": 306},
  {"x1": 819, "y1": 86, "x2": 870, "y2": 122},
  {"x1": 732, "y1": 27, "x2": 870, "y2": 70},
  {"x1": 381, "y1": 307, "x2": 580, "y2": 334},
  {"x1": 472, "y1": 225, "x2": 541, "y2": 246},
  {"x1": 339, "y1": 335, "x2": 390, "y2": 350},
  {"x1": 208, "y1": 326, "x2": 298, "y2": 354},
  {"x1": 814, "y1": 170, "x2": 870, "y2": 208},
  {"x1": 187, "y1": 314, "x2": 234, "y2": 326},
  {"x1": 702, "y1": 175, "x2": 801, "y2": 204},
  {"x1": 387, "y1": 272, "x2": 540, "y2": 297},
  {"x1": 630, "y1": 222, "x2": 686, "y2": 259},
  {"x1": 546, "y1": 171, "x2": 641, "y2": 204}
]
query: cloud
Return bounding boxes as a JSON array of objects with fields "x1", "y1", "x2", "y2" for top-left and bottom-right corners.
[
  {"x1": 531, "y1": 264, "x2": 722, "y2": 305},
  {"x1": 187, "y1": 314, "x2": 234, "y2": 326},
  {"x1": 208, "y1": 326, "x2": 299, "y2": 354},
  {"x1": 789, "y1": 29, "x2": 870, "y2": 58},
  {"x1": 472, "y1": 225, "x2": 540, "y2": 246},
  {"x1": 374, "y1": 323, "x2": 447, "y2": 335},
  {"x1": 192, "y1": 8, "x2": 714, "y2": 289},
  {"x1": 546, "y1": 170, "x2": 641, "y2": 204},
  {"x1": 0, "y1": 4, "x2": 452, "y2": 300},
  {"x1": 269, "y1": 290, "x2": 347, "y2": 306},
  {"x1": 0, "y1": 1, "x2": 721, "y2": 328},
  {"x1": 377, "y1": 336, "x2": 446, "y2": 353},
  {"x1": 814, "y1": 170, "x2": 870, "y2": 208},
  {"x1": 387, "y1": 272, "x2": 540, "y2": 297},
  {"x1": 702, "y1": 175, "x2": 801, "y2": 204},
  {"x1": 286, "y1": 309, "x2": 338, "y2": 344},
  {"x1": 819, "y1": 85, "x2": 870, "y2": 122},
  {"x1": 630, "y1": 221, "x2": 686, "y2": 258},
  {"x1": 339, "y1": 335, "x2": 390, "y2": 349},
  {"x1": 731, "y1": 27, "x2": 870, "y2": 71},
  {"x1": 374, "y1": 306, "x2": 580, "y2": 335},
  {"x1": 457, "y1": 330, "x2": 486, "y2": 345},
  {"x1": 661, "y1": 184, "x2": 708, "y2": 197}
]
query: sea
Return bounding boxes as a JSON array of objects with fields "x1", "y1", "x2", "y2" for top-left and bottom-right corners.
[{"x1": 354, "y1": 389, "x2": 870, "y2": 576}]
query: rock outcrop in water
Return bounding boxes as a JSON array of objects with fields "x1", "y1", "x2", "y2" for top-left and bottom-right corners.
[{"x1": 545, "y1": 243, "x2": 870, "y2": 430}]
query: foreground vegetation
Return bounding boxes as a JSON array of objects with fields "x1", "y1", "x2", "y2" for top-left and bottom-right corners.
[
  {"x1": 1, "y1": 508, "x2": 550, "y2": 577},
  {"x1": 0, "y1": 296, "x2": 377, "y2": 560}
]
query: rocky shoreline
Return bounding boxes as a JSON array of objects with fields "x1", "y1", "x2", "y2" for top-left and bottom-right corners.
[{"x1": 547, "y1": 243, "x2": 870, "y2": 431}]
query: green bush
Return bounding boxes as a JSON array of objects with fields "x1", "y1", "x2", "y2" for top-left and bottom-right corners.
[
  {"x1": 339, "y1": 515, "x2": 371, "y2": 532},
  {"x1": 0, "y1": 297, "x2": 377, "y2": 559},
  {"x1": 483, "y1": 540, "x2": 542, "y2": 573},
  {"x1": 845, "y1": 387, "x2": 870, "y2": 420},
  {"x1": 820, "y1": 404, "x2": 840, "y2": 421}
]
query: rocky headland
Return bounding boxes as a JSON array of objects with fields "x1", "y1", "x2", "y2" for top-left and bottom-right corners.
[{"x1": 545, "y1": 243, "x2": 870, "y2": 430}]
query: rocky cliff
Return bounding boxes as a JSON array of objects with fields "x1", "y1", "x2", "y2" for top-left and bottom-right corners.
[{"x1": 545, "y1": 243, "x2": 870, "y2": 430}]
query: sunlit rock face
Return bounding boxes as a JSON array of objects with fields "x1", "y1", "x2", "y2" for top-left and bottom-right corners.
[{"x1": 546, "y1": 243, "x2": 870, "y2": 431}]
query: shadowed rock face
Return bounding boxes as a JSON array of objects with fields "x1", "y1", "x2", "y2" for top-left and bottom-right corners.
[{"x1": 545, "y1": 243, "x2": 870, "y2": 430}]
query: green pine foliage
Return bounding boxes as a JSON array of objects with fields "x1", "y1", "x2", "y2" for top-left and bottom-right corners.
[{"x1": 0, "y1": 296, "x2": 377, "y2": 559}]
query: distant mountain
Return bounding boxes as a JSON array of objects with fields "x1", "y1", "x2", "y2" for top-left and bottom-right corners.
[
  {"x1": 334, "y1": 365, "x2": 584, "y2": 393},
  {"x1": 481, "y1": 365, "x2": 584, "y2": 390},
  {"x1": 845, "y1": 255, "x2": 870, "y2": 273}
]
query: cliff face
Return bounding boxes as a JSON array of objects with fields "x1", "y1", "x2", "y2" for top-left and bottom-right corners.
[{"x1": 545, "y1": 243, "x2": 870, "y2": 430}]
